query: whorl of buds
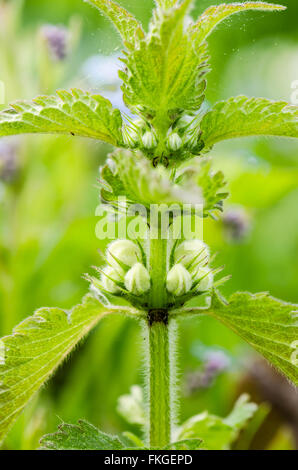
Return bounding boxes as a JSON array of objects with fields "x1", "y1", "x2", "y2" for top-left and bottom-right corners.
[
  {"x1": 125, "y1": 263, "x2": 151, "y2": 296},
  {"x1": 93, "y1": 237, "x2": 215, "y2": 303},
  {"x1": 107, "y1": 240, "x2": 141, "y2": 270},
  {"x1": 166, "y1": 263, "x2": 192, "y2": 296}
]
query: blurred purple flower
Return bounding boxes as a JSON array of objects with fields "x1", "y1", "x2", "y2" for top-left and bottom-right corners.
[
  {"x1": 41, "y1": 24, "x2": 69, "y2": 62},
  {"x1": 185, "y1": 350, "x2": 230, "y2": 394},
  {"x1": 0, "y1": 138, "x2": 20, "y2": 183},
  {"x1": 205, "y1": 350, "x2": 230, "y2": 373},
  {"x1": 223, "y1": 206, "x2": 251, "y2": 243}
]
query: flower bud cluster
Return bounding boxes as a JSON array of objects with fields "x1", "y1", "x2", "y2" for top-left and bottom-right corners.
[
  {"x1": 90, "y1": 238, "x2": 215, "y2": 308},
  {"x1": 123, "y1": 111, "x2": 204, "y2": 159},
  {"x1": 97, "y1": 240, "x2": 151, "y2": 297},
  {"x1": 123, "y1": 120, "x2": 158, "y2": 151},
  {"x1": 124, "y1": 118, "x2": 190, "y2": 156},
  {"x1": 166, "y1": 239, "x2": 213, "y2": 297}
]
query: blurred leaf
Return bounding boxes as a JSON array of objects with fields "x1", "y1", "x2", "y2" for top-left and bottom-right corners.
[
  {"x1": 174, "y1": 158, "x2": 228, "y2": 217},
  {"x1": 232, "y1": 403, "x2": 271, "y2": 450},
  {"x1": 224, "y1": 394, "x2": 258, "y2": 429},
  {"x1": 179, "y1": 415, "x2": 232, "y2": 450},
  {"x1": 191, "y1": 2, "x2": 286, "y2": 46},
  {"x1": 120, "y1": 0, "x2": 209, "y2": 115},
  {"x1": 229, "y1": 166, "x2": 298, "y2": 209},
  {"x1": 0, "y1": 294, "x2": 122, "y2": 443},
  {"x1": 40, "y1": 419, "x2": 125, "y2": 450},
  {"x1": 200, "y1": 96, "x2": 298, "y2": 150},
  {"x1": 100, "y1": 150, "x2": 202, "y2": 209},
  {"x1": 0, "y1": 89, "x2": 123, "y2": 146},
  {"x1": 85, "y1": 0, "x2": 144, "y2": 49},
  {"x1": 178, "y1": 394, "x2": 257, "y2": 450},
  {"x1": 209, "y1": 291, "x2": 298, "y2": 385},
  {"x1": 196, "y1": 159, "x2": 228, "y2": 216}
]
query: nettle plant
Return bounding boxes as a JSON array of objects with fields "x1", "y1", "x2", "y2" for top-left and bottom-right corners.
[{"x1": 0, "y1": 0, "x2": 297, "y2": 451}]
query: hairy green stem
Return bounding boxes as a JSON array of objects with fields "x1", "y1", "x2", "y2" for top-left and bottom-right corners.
[
  {"x1": 145, "y1": 232, "x2": 176, "y2": 448},
  {"x1": 149, "y1": 235, "x2": 168, "y2": 309},
  {"x1": 147, "y1": 320, "x2": 172, "y2": 448}
]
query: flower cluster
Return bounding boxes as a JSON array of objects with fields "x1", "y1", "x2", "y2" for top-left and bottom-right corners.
[
  {"x1": 90, "y1": 238, "x2": 215, "y2": 309},
  {"x1": 123, "y1": 115, "x2": 204, "y2": 164},
  {"x1": 167, "y1": 239, "x2": 214, "y2": 298},
  {"x1": 91, "y1": 240, "x2": 151, "y2": 300}
]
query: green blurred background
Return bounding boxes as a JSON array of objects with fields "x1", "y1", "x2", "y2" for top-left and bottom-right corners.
[{"x1": 0, "y1": 0, "x2": 297, "y2": 450}]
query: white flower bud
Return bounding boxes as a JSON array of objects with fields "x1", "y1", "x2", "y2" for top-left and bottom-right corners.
[
  {"x1": 167, "y1": 132, "x2": 183, "y2": 151},
  {"x1": 123, "y1": 128, "x2": 139, "y2": 147},
  {"x1": 133, "y1": 118, "x2": 146, "y2": 130},
  {"x1": 177, "y1": 115, "x2": 193, "y2": 129},
  {"x1": 125, "y1": 263, "x2": 151, "y2": 295},
  {"x1": 193, "y1": 267, "x2": 213, "y2": 292},
  {"x1": 101, "y1": 266, "x2": 124, "y2": 294},
  {"x1": 166, "y1": 263, "x2": 192, "y2": 296},
  {"x1": 142, "y1": 131, "x2": 157, "y2": 149},
  {"x1": 107, "y1": 240, "x2": 141, "y2": 269},
  {"x1": 175, "y1": 240, "x2": 210, "y2": 268}
]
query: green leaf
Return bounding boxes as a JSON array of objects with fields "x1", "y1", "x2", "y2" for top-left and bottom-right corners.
[
  {"x1": 178, "y1": 394, "x2": 257, "y2": 450},
  {"x1": 0, "y1": 295, "x2": 119, "y2": 443},
  {"x1": 179, "y1": 413, "x2": 233, "y2": 450},
  {"x1": 122, "y1": 431, "x2": 146, "y2": 448},
  {"x1": 191, "y1": 2, "x2": 286, "y2": 46},
  {"x1": 85, "y1": 0, "x2": 144, "y2": 49},
  {"x1": 120, "y1": 0, "x2": 209, "y2": 115},
  {"x1": 195, "y1": 159, "x2": 228, "y2": 216},
  {"x1": 163, "y1": 439, "x2": 203, "y2": 450},
  {"x1": 174, "y1": 158, "x2": 228, "y2": 217},
  {"x1": 0, "y1": 89, "x2": 123, "y2": 146},
  {"x1": 40, "y1": 419, "x2": 125, "y2": 450},
  {"x1": 208, "y1": 291, "x2": 298, "y2": 386},
  {"x1": 199, "y1": 96, "x2": 298, "y2": 150},
  {"x1": 100, "y1": 150, "x2": 203, "y2": 209}
]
